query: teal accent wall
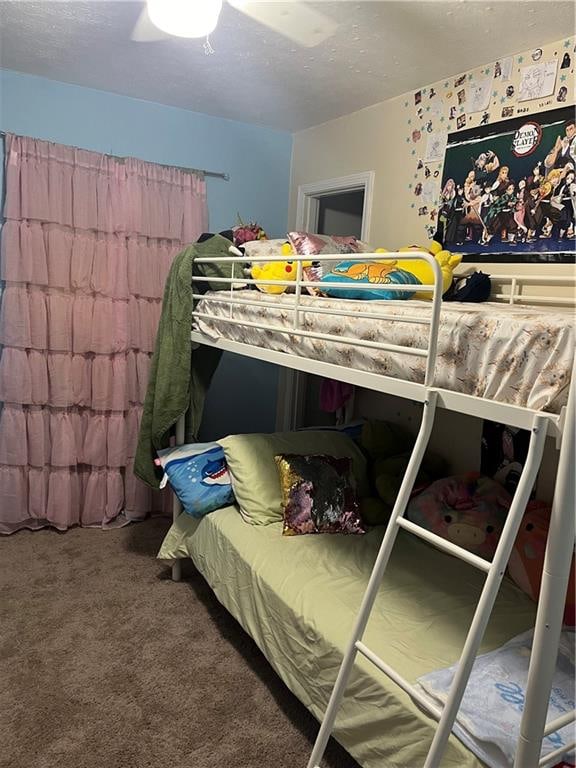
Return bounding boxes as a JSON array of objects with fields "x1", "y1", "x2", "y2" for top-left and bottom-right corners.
[{"x1": 0, "y1": 69, "x2": 293, "y2": 436}]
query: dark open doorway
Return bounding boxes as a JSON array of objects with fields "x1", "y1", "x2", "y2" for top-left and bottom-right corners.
[{"x1": 317, "y1": 189, "x2": 365, "y2": 238}]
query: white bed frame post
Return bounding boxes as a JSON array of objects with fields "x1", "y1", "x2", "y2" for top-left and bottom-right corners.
[{"x1": 514, "y1": 360, "x2": 576, "y2": 768}]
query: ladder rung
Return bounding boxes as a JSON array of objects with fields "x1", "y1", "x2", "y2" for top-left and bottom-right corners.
[
  {"x1": 543, "y1": 709, "x2": 575, "y2": 736},
  {"x1": 397, "y1": 517, "x2": 492, "y2": 573},
  {"x1": 539, "y1": 739, "x2": 576, "y2": 767},
  {"x1": 355, "y1": 641, "x2": 443, "y2": 721}
]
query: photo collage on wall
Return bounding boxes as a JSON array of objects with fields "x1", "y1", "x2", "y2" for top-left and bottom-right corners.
[{"x1": 402, "y1": 36, "x2": 575, "y2": 260}]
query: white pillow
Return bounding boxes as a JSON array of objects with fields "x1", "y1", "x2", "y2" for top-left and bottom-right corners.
[{"x1": 242, "y1": 239, "x2": 293, "y2": 260}]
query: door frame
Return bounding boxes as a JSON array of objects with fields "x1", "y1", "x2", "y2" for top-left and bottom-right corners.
[
  {"x1": 276, "y1": 171, "x2": 374, "y2": 431},
  {"x1": 294, "y1": 171, "x2": 374, "y2": 242}
]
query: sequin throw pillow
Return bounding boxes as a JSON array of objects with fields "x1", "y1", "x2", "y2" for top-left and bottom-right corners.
[{"x1": 275, "y1": 453, "x2": 365, "y2": 536}]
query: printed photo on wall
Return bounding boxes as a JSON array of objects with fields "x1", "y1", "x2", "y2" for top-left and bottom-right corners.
[{"x1": 436, "y1": 106, "x2": 576, "y2": 262}]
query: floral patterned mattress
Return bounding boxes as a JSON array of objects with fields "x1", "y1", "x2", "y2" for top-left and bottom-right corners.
[{"x1": 193, "y1": 292, "x2": 575, "y2": 414}]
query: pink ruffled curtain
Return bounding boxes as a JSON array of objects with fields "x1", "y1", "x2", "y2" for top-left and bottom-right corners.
[{"x1": 0, "y1": 134, "x2": 208, "y2": 533}]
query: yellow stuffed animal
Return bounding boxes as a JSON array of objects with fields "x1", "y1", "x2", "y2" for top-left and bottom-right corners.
[
  {"x1": 250, "y1": 261, "x2": 297, "y2": 294},
  {"x1": 395, "y1": 243, "x2": 462, "y2": 299},
  {"x1": 251, "y1": 242, "x2": 312, "y2": 295}
]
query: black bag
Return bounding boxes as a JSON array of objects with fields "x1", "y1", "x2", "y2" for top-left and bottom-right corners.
[{"x1": 443, "y1": 271, "x2": 491, "y2": 302}]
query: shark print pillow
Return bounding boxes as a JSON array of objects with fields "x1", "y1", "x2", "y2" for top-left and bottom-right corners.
[{"x1": 157, "y1": 442, "x2": 235, "y2": 518}]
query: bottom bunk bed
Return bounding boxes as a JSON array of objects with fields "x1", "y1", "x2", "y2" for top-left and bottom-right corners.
[
  {"x1": 151, "y1": 253, "x2": 575, "y2": 768},
  {"x1": 159, "y1": 505, "x2": 554, "y2": 768}
]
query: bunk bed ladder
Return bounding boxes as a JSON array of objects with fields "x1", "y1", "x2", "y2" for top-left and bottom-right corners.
[{"x1": 308, "y1": 394, "x2": 550, "y2": 768}]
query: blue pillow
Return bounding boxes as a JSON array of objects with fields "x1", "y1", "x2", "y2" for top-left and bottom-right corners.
[
  {"x1": 157, "y1": 442, "x2": 235, "y2": 518},
  {"x1": 320, "y1": 260, "x2": 421, "y2": 300}
]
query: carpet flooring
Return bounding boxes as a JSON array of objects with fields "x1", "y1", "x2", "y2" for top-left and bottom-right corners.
[{"x1": 0, "y1": 519, "x2": 360, "y2": 768}]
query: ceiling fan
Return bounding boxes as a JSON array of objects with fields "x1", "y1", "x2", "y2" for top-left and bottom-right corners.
[{"x1": 131, "y1": 0, "x2": 338, "y2": 48}]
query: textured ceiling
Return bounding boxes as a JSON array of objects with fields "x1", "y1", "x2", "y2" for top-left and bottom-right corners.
[{"x1": 0, "y1": 1, "x2": 574, "y2": 131}]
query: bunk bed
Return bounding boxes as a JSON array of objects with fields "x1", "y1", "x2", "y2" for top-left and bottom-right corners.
[{"x1": 158, "y1": 251, "x2": 576, "y2": 768}]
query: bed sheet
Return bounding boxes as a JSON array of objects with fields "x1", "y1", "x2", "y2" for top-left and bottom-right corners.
[
  {"x1": 193, "y1": 292, "x2": 574, "y2": 413},
  {"x1": 159, "y1": 507, "x2": 537, "y2": 768}
]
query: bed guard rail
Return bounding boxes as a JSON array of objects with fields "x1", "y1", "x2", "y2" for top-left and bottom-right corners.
[
  {"x1": 191, "y1": 251, "x2": 444, "y2": 387},
  {"x1": 455, "y1": 270, "x2": 576, "y2": 308}
]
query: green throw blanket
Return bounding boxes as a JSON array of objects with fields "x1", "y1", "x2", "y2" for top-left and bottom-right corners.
[{"x1": 134, "y1": 235, "x2": 238, "y2": 488}]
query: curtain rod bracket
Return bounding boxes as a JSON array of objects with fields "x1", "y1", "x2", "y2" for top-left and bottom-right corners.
[{"x1": 204, "y1": 170, "x2": 230, "y2": 181}]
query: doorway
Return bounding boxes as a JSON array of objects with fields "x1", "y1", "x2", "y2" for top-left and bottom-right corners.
[
  {"x1": 277, "y1": 172, "x2": 374, "y2": 431},
  {"x1": 317, "y1": 189, "x2": 365, "y2": 238},
  {"x1": 294, "y1": 171, "x2": 374, "y2": 243}
]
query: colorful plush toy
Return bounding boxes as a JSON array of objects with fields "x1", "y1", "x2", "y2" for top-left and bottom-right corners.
[
  {"x1": 251, "y1": 245, "x2": 311, "y2": 295},
  {"x1": 251, "y1": 261, "x2": 296, "y2": 295},
  {"x1": 406, "y1": 473, "x2": 511, "y2": 559},
  {"x1": 320, "y1": 260, "x2": 421, "y2": 301},
  {"x1": 358, "y1": 419, "x2": 449, "y2": 526},
  {"x1": 394, "y1": 243, "x2": 463, "y2": 300},
  {"x1": 508, "y1": 500, "x2": 575, "y2": 627},
  {"x1": 368, "y1": 241, "x2": 461, "y2": 300},
  {"x1": 232, "y1": 214, "x2": 267, "y2": 246}
]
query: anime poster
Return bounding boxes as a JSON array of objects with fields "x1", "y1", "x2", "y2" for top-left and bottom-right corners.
[{"x1": 437, "y1": 107, "x2": 576, "y2": 262}]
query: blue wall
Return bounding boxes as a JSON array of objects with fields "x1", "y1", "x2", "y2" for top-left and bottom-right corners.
[{"x1": 0, "y1": 69, "x2": 292, "y2": 437}]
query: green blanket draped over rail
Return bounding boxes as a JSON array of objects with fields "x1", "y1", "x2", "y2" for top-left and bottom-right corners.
[{"x1": 134, "y1": 235, "x2": 239, "y2": 489}]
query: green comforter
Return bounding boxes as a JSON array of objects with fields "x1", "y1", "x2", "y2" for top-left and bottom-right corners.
[
  {"x1": 158, "y1": 508, "x2": 536, "y2": 768},
  {"x1": 134, "y1": 234, "x2": 238, "y2": 489}
]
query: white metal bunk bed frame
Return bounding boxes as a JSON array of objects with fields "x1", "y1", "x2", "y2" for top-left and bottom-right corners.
[{"x1": 171, "y1": 250, "x2": 575, "y2": 768}]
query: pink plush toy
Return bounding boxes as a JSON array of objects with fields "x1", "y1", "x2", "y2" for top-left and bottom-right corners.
[
  {"x1": 406, "y1": 473, "x2": 511, "y2": 560},
  {"x1": 508, "y1": 500, "x2": 575, "y2": 627}
]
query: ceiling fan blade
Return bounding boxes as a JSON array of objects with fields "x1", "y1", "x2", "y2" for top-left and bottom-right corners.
[
  {"x1": 130, "y1": 6, "x2": 172, "y2": 42},
  {"x1": 229, "y1": 1, "x2": 338, "y2": 47}
]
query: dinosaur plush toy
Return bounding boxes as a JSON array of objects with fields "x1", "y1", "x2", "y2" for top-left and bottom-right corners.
[{"x1": 358, "y1": 419, "x2": 449, "y2": 526}]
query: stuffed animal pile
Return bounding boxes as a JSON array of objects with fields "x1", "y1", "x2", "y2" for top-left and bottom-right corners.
[{"x1": 247, "y1": 238, "x2": 462, "y2": 299}]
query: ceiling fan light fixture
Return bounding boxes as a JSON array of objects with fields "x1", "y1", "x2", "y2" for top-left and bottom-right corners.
[{"x1": 147, "y1": 0, "x2": 223, "y2": 39}]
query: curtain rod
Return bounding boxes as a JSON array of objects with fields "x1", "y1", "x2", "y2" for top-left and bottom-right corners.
[{"x1": 0, "y1": 131, "x2": 230, "y2": 181}]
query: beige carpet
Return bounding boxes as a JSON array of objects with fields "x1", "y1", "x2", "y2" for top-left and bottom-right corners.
[{"x1": 0, "y1": 519, "x2": 359, "y2": 768}]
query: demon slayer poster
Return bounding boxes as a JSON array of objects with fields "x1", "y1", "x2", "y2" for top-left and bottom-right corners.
[{"x1": 437, "y1": 106, "x2": 576, "y2": 262}]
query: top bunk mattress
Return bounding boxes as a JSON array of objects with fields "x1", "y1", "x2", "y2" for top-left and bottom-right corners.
[{"x1": 192, "y1": 292, "x2": 574, "y2": 414}]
